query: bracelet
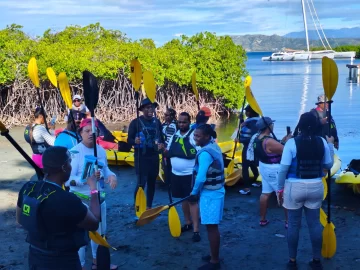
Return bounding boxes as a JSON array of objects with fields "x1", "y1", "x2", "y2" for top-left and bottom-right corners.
[
  {"x1": 277, "y1": 189, "x2": 284, "y2": 194},
  {"x1": 90, "y1": 189, "x2": 99, "y2": 195}
]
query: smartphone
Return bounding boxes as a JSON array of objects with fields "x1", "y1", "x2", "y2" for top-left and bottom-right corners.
[
  {"x1": 286, "y1": 126, "x2": 291, "y2": 135},
  {"x1": 50, "y1": 116, "x2": 57, "y2": 126}
]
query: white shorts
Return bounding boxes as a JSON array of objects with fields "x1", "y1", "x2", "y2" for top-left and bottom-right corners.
[{"x1": 259, "y1": 162, "x2": 280, "y2": 194}]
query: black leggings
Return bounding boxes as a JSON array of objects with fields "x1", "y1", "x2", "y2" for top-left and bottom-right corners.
[
  {"x1": 134, "y1": 155, "x2": 160, "y2": 208},
  {"x1": 242, "y1": 145, "x2": 259, "y2": 187}
]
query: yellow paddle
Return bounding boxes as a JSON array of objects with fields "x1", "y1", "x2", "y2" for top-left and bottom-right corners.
[
  {"x1": 142, "y1": 70, "x2": 181, "y2": 237},
  {"x1": 28, "y1": 57, "x2": 49, "y2": 132},
  {"x1": 58, "y1": 72, "x2": 80, "y2": 142},
  {"x1": 89, "y1": 231, "x2": 117, "y2": 250},
  {"x1": 321, "y1": 57, "x2": 338, "y2": 259},
  {"x1": 46, "y1": 67, "x2": 58, "y2": 88},
  {"x1": 130, "y1": 59, "x2": 147, "y2": 218},
  {"x1": 191, "y1": 71, "x2": 200, "y2": 110},
  {"x1": 137, "y1": 195, "x2": 191, "y2": 226}
]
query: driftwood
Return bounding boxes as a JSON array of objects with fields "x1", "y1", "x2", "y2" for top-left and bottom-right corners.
[{"x1": 0, "y1": 69, "x2": 227, "y2": 127}]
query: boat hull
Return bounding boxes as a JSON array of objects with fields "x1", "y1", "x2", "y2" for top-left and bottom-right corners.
[{"x1": 334, "y1": 51, "x2": 356, "y2": 58}]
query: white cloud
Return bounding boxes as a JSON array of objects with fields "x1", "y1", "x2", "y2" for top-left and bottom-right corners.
[{"x1": 174, "y1": 33, "x2": 184, "y2": 37}]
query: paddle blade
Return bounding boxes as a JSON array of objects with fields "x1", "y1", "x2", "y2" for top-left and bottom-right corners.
[
  {"x1": 136, "y1": 205, "x2": 169, "y2": 226},
  {"x1": 227, "y1": 159, "x2": 235, "y2": 176},
  {"x1": 46, "y1": 67, "x2": 58, "y2": 88},
  {"x1": 58, "y1": 72, "x2": 72, "y2": 109},
  {"x1": 322, "y1": 57, "x2": 338, "y2": 101},
  {"x1": 143, "y1": 70, "x2": 156, "y2": 103},
  {"x1": 192, "y1": 71, "x2": 199, "y2": 101},
  {"x1": 0, "y1": 121, "x2": 7, "y2": 133},
  {"x1": 245, "y1": 86, "x2": 263, "y2": 116},
  {"x1": 82, "y1": 71, "x2": 99, "y2": 116},
  {"x1": 89, "y1": 231, "x2": 117, "y2": 250},
  {"x1": 130, "y1": 59, "x2": 142, "y2": 91},
  {"x1": 244, "y1": 75, "x2": 252, "y2": 87},
  {"x1": 28, "y1": 57, "x2": 40, "y2": 88},
  {"x1": 168, "y1": 207, "x2": 181, "y2": 238},
  {"x1": 322, "y1": 223, "x2": 337, "y2": 258},
  {"x1": 322, "y1": 177, "x2": 328, "y2": 200},
  {"x1": 135, "y1": 187, "x2": 147, "y2": 218}
]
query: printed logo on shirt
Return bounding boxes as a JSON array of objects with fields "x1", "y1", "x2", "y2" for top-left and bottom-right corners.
[{"x1": 22, "y1": 204, "x2": 31, "y2": 216}]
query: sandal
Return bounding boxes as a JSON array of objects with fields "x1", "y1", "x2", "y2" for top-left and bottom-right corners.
[
  {"x1": 181, "y1": 224, "x2": 193, "y2": 232},
  {"x1": 239, "y1": 189, "x2": 251, "y2": 195},
  {"x1": 259, "y1": 220, "x2": 269, "y2": 226},
  {"x1": 92, "y1": 263, "x2": 118, "y2": 270},
  {"x1": 252, "y1": 183, "x2": 261, "y2": 188}
]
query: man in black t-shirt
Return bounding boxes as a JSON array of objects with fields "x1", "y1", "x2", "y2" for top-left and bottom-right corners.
[
  {"x1": 16, "y1": 146, "x2": 101, "y2": 270},
  {"x1": 128, "y1": 98, "x2": 164, "y2": 209}
]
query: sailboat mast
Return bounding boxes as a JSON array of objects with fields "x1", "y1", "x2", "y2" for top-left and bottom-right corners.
[{"x1": 301, "y1": 0, "x2": 310, "y2": 52}]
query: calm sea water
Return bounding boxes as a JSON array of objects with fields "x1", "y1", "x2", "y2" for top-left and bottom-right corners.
[{"x1": 217, "y1": 52, "x2": 360, "y2": 168}]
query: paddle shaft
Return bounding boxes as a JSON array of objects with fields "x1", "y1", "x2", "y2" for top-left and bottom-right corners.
[
  {"x1": 261, "y1": 116, "x2": 278, "y2": 141},
  {"x1": 169, "y1": 195, "x2": 192, "y2": 208},
  {"x1": 0, "y1": 130, "x2": 44, "y2": 179},
  {"x1": 135, "y1": 92, "x2": 142, "y2": 189},
  {"x1": 36, "y1": 87, "x2": 49, "y2": 132},
  {"x1": 327, "y1": 101, "x2": 332, "y2": 223},
  {"x1": 196, "y1": 100, "x2": 200, "y2": 111},
  {"x1": 232, "y1": 96, "x2": 246, "y2": 159},
  {"x1": 68, "y1": 110, "x2": 80, "y2": 143}
]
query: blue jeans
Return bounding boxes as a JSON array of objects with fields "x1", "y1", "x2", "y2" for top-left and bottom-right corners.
[{"x1": 287, "y1": 207, "x2": 322, "y2": 260}]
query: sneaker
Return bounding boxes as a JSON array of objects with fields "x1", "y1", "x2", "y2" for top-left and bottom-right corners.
[
  {"x1": 286, "y1": 260, "x2": 297, "y2": 270},
  {"x1": 197, "y1": 262, "x2": 221, "y2": 270},
  {"x1": 239, "y1": 189, "x2": 251, "y2": 195},
  {"x1": 181, "y1": 224, "x2": 193, "y2": 232},
  {"x1": 309, "y1": 259, "x2": 323, "y2": 270},
  {"x1": 252, "y1": 183, "x2": 262, "y2": 187},
  {"x1": 259, "y1": 220, "x2": 269, "y2": 226},
  {"x1": 192, "y1": 232, "x2": 201, "y2": 242}
]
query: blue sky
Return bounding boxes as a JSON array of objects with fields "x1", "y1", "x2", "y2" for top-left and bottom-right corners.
[{"x1": 1, "y1": 0, "x2": 359, "y2": 45}]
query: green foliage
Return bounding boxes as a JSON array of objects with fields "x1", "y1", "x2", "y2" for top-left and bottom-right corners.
[
  {"x1": 311, "y1": 45, "x2": 360, "y2": 58},
  {"x1": 0, "y1": 23, "x2": 247, "y2": 108}
]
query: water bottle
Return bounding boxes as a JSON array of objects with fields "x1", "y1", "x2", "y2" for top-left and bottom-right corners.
[{"x1": 135, "y1": 131, "x2": 145, "y2": 148}]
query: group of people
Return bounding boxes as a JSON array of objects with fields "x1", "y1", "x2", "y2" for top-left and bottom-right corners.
[{"x1": 16, "y1": 92, "x2": 339, "y2": 270}]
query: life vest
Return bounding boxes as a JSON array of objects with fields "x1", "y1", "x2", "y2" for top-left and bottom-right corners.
[
  {"x1": 253, "y1": 135, "x2": 281, "y2": 164},
  {"x1": 239, "y1": 117, "x2": 260, "y2": 143},
  {"x1": 162, "y1": 121, "x2": 177, "y2": 147},
  {"x1": 24, "y1": 124, "x2": 49, "y2": 154},
  {"x1": 287, "y1": 136, "x2": 325, "y2": 179},
  {"x1": 193, "y1": 142, "x2": 225, "y2": 190},
  {"x1": 168, "y1": 129, "x2": 197, "y2": 160},
  {"x1": 18, "y1": 181, "x2": 88, "y2": 252},
  {"x1": 136, "y1": 117, "x2": 159, "y2": 153},
  {"x1": 57, "y1": 130, "x2": 79, "y2": 141}
]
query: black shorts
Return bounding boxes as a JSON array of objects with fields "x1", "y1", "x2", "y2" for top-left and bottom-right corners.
[{"x1": 171, "y1": 173, "x2": 193, "y2": 199}]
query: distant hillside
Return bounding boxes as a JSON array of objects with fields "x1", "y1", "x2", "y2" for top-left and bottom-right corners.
[
  {"x1": 284, "y1": 27, "x2": 360, "y2": 39},
  {"x1": 230, "y1": 34, "x2": 360, "y2": 52}
]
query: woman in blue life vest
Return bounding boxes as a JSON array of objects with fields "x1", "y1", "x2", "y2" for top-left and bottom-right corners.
[
  {"x1": 277, "y1": 112, "x2": 334, "y2": 270},
  {"x1": 253, "y1": 117, "x2": 291, "y2": 227},
  {"x1": 127, "y1": 98, "x2": 164, "y2": 209},
  {"x1": 238, "y1": 105, "x2": 260, "y2": 195},
  {"x1": 165, "y1": 112, "x2": 201, "y2": 242},
  {"x1": 55, "y1": 110, "x2": 84, "y2": 149},
  {"x1": 24, "y1": 107, "x2": 56, "y2": 168},
  {"x1": 190, "y1": 124, "x2": 225, "y2": 270}
]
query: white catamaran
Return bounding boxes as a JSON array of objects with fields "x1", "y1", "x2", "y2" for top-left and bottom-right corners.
[{"x1": 262, "y1": 0, "x2": 355, "y2": 61}]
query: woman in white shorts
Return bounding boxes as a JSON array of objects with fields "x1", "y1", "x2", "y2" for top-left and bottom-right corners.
[
  {"x1": 277, "y1": 112, "x2": 334, "y2": 270},
  {"x1": 253, "y1": 117, "x2": 291, "y2": 227}
]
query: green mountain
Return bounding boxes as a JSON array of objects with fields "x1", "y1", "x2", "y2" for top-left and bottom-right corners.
[{"x1": 230, "y1": 34, "x2": 360, "y2": 52}]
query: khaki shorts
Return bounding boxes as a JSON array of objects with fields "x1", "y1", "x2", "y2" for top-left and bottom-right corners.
[{"x1": 283, "y1": 180, "x2": 323, "y2": 210}]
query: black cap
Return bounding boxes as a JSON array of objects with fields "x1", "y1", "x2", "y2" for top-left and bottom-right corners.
[
  {"x1": 138, "y1": 98, "x2": 158, "y2": 111},
  {"x1": 42, "y1": 146, "x2": 71, "y2": 172}
]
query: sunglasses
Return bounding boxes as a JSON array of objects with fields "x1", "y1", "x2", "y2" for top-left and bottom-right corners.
[{"x1": 73, "y1": 99, "x2": 81, "y2": 102}]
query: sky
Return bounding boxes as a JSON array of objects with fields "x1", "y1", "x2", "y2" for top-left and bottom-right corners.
[{"x1": 0, "y1": 0, "x2": 359, "y2": 45}]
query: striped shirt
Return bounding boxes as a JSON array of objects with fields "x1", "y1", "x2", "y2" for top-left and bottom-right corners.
[{"x1": 32, "y1": 124, "x2": 55, "y2": 146}]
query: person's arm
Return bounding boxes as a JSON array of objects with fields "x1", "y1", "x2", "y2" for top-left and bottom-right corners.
[
  {"x1": 157, "y1": 119, "x2": 164, "y2": 144},
  {"x1": 127, "y1": 119, "x2": 137, "y2": 146},
  {"x1": 65, "y1": 147, "x2": 83, "y2": 187},
  {"x1": 277, "y1": 140, "x2": 295, "y2": 190},
  {"x1": 16, "y1": 185, "x2": 26, "y2": 225},
  {"x1": 191, "y1": 151, "x2": 213, "y2": 195},
  {"x1": 77, "y1": 175, "x2": 100, "y2": 231},
  {"x1": 264, "y1": 138, "x2": 284, "y2": 155}
]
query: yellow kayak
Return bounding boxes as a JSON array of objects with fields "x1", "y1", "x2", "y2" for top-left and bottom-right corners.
[
  {"x1": 112, "y1": 131, "x2": 128, "y2": 142},
  {"x1": 106, "y1": 150, "x2": 131, "y2": 166}
]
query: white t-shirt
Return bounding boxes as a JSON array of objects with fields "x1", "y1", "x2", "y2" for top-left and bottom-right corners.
[
  {"x1": 280, "y1": 137, "x2": 332, "y2": 182},
  {"x1": 167, "y1": 129, "x2": 200, "y2": 176},
  {"x1": 66, "y1": 143, "x2": 115, "y2": 196}
]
